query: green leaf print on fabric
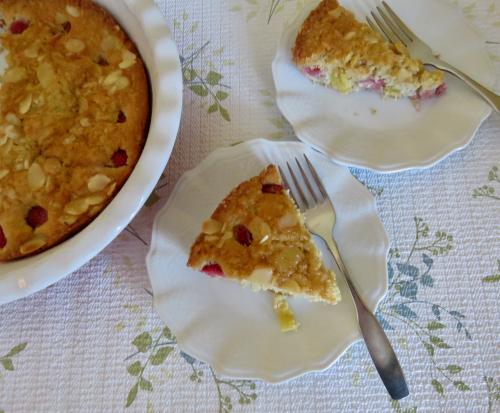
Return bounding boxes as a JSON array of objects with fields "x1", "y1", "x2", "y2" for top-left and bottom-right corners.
[
  {"x1": 431, "y1": 379, "x2": 444, "y2": 396},
  {"x1": 485, "y1": 376, "x2": 500, "y2": 413},
  {"x1": 377, "y1": 217, "x2": 471, "y2": 397},
  {"x1": 231, "y1": 0, "x2": 308, "y2": 24},
  {"x1": 473, "y1": 166, "x2": 500, "y2": 201},
  {"x1": 482, "y1": 260, "x2": 500, "y2": 283},
  {"x1": 124, "y1": 328, "x2": 176, "y2": 407},
  {"x1": 122, "y1": 307, "x2": 258, "y2": 410},
  {"x1": 390, "y1": 398, "x2": 417, "y2": 413},
  {"x1": 209, "y1": 366, "x2": 257, "y2": 413},
  {"x1": 0, "y1": 342, "x2": 28, "y2": 413},
  {"x1": 173, "y1": 12, "x2": 232, "y2": 122},
  {"x1": 0, "y1": 342, "x2": 27, "y2": 373}
]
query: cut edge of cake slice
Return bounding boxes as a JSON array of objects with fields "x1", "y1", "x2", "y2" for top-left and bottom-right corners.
[
  {"x1": 292, "y1": 0, "x2": 446, "y2": 100},
  {"x1": 187, "y1": 165, "x2": 341, "y2": 305}
]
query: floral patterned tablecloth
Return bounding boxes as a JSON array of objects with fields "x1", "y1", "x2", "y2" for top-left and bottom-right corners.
[{"x1": 1, "y1": 0, "x2": 499, "y2": 412}]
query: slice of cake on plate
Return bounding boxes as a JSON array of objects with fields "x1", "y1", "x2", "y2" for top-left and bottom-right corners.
[
  {"x1": 292, "y1": 0, "x2": 446, "y2": 100},
  {"x1": 187, "y1": 165, "x2": 341, "y2": 305}
]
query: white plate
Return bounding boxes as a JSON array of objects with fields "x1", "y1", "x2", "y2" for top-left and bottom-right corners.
[
  {"x1": 0, "y1": 0, "x2": 183, "y2": 305},
  {"x1": 147, "y1": 139, "x2": 389, "y2": 382},
  {"x1": 272, "y1": 0, "x2": 495, "y2": 173}
]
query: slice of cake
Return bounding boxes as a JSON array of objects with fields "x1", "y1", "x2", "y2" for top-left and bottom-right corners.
[
  {"x1": 187, "y1": 165, "x2": 341, "y2": 305},
  {"x1": 292, "y1": 0, "x2": 446, "y2": 99}
]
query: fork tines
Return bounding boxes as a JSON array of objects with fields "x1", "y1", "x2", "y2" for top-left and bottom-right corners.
[
  {"x1": 279, "y1": 155, "x2": 328, "y2": 212},
  {"x1": 366, "y1": 1, "x2": 416, "y2": 46}
]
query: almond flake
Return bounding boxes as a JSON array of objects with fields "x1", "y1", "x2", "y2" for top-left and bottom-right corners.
[
  {"x1": 101, "y1": 35, "x2": 120, "y2": 51},
  {"x1": 55, "y1": 12, "x2": 67, "y2": 24},
  {"x1": 278, "y1": 213, "x2": 298, "y2": 229},
  {"x1": 19, "y1": 234, "x2": 48, "y2": 255},
  {"x1": 63, "y1": 135, "x2": 76, "y2": 145},
  {"x1": 27, "y1": 162, "x2": 46, "y2": 191},
  {"x1": 65, "y1": 39, "x2": 85, "y2": 53},
  {"x1": 5, "y1": 187, "x2": 16, "y2": 200},
  {"x1": 0, "y1": 136, "x2": 8, "y2": 146},
  {"x1": 119, "y1": 50, "x2": 137, "y2": 69},
  {"x1": 5, "y1": 125, "x2": 20, "y2": 139},
  {"x1": 0, "y1": 169, "x2": 9, "y2": 180},
  {"x1": 37, "y1": 62, "x2": 56, "y2": 88},
  {"x1": 44, "y1": 158, "x2": 61, "y2": 174},
  {"x1": 66, "y1": 5, "x2": 80, "y2": 17},
  {"x1": 3, "y1": 67, "x2": 27, "y2": 83},
  {"x1": 5, "y1": 113, "x2": 21, "y2": 126},
  {"x1": 88, "y1": 206, "x2": 102, "y2": 216},
  {"x1": 64, "y1": 198, "x2": 89, "y2": 215},
  {"x1": 1, "y1": 139, "x2": 13, "y2": 154},
  {"x1": 44, "y1": 175, "x2": 54, "y2": 193},
  {"x1": 87, "y1": 174, "x2": 111, "y2": 192},
  {"x1": 79, "y1": 117, "x2": 91, "y2": 127},
  {"x1": 24, "y1": 47, "x2": 38, "y2": 58},
  {"x1": 106, "y1": 182, "x2": 117, "y2": 196},
  {"x1": 113, "y1": 76, "x2": 130, "y2": 91},
  {"x1": 103, "y1": 70, "x2": 122, "y2": 86},
  {"x1": 19, "y1": 94, "x2": 32, "y2": 114},
  {"x1": 202, "y1": 219, "x2": 222, "y2": 235},
  {"x1": 60, "y1": 215, "x2": 78, "y2": 225},
  {"x1": 86, "y1": 194, "x2": 106, "y2": 206}
]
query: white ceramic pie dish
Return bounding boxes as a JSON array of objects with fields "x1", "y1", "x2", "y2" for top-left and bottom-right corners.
[
  {"x1": 272, "y1": 0, "x2": 496, "y2": 172},
  {"x1": 147, "y1": 139, "x2": 389, "y2": 382},
  {"x1": 0, "y1": 0, "x2": 183, "y2": 305}
]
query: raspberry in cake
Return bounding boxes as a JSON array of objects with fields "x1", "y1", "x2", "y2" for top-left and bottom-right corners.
[
  {"x1": 187, "y1": 165, "x2": 342, "y2": 305},
  {"x1": 0, "y1": 0, "x2": 150, "y2": 260},
  {"x1": 293, "y1": 0, "x2": 446, "y2": 99}
]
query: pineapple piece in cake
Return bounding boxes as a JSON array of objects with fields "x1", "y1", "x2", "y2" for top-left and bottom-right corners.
[{"x1": 273, "y1": 294, "x2": 300, "y2": 333}]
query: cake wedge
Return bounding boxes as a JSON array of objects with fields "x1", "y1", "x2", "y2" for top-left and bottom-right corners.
[
  {"x1": 187, "y1": 165, "x2": 341, "y2": 305},
  {"x1": 292, "y1": 0, "x2": 446, "y2": 100}
]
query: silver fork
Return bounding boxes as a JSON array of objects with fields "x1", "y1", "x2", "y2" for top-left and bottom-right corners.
[
  {"x1": 366, "y1": 1, "x2": 500, "y2": 112},
  {"x1": 280, "y1": 155, "x2": 409, "y2": 400}
]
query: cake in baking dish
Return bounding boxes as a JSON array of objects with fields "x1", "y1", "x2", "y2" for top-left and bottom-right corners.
[
  {"x1": 0, "y1": 0, "x2": 150, "y2": 260},
  {"x1": 292, "y1": 0, "x2": 446, "y2": 99},
  {"x1": 187, "y1": 165, "x2": 341, "y2": 305}
]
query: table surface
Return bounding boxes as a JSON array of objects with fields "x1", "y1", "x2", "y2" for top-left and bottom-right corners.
[{"x1": 1, "y1": 0, "x2": 499, "y2": 412}]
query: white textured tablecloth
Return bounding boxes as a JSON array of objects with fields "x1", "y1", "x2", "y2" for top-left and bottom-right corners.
[{"x1": 1, "y1": 0, "x2": 499, "y2": 412}]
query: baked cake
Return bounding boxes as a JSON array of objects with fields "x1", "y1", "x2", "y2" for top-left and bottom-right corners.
[
  {"x1": 0, "y1": 0, "x2": 150, "y2": 260},
  {"x1": 293, "y1": 0, "x2": 446, "y2": 99},
  {"x1": 187, "y1": 165, "x2": 341, "y2": 305}
]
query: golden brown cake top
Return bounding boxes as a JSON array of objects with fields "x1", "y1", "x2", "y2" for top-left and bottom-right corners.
[
  {"x1": 293, "y1": 0, "x2": 422, "y2": 72},
  {"x1": 0, "y1": 0, "x2": 150, "y2": 260},
  {"x1": 188, "y1": 165, "x2": 341, "y2": 305}
]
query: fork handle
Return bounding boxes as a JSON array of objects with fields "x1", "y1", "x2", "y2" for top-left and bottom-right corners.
[
  {"x1": 429, "y1": 59, "x2": 500, "y2": 112},
  {"x1": 323, "y1": 236, "x2": 409, "y2": 400}
]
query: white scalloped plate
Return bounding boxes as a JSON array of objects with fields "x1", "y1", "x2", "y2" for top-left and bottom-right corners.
[
  {"x1": 147, "y1": 139, "x2": 389, "y2": 382},
  {"x1": 0, "y1": 0, "x2": 183, "y2": 305},
  {"x1": 272, "y1": 0, "x2": 495, "y2": 173}
]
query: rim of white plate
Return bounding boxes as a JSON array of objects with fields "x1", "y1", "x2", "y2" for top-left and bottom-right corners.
[
  {"x1": 147, "y1": 139, "x2": 390, "y2": 382},
  {"x1": 272, "y1": 0, "x2": 495, "y2": 173},
  {"x1": 0, "y1": 0, "x2": 183, "y2": 306}
]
